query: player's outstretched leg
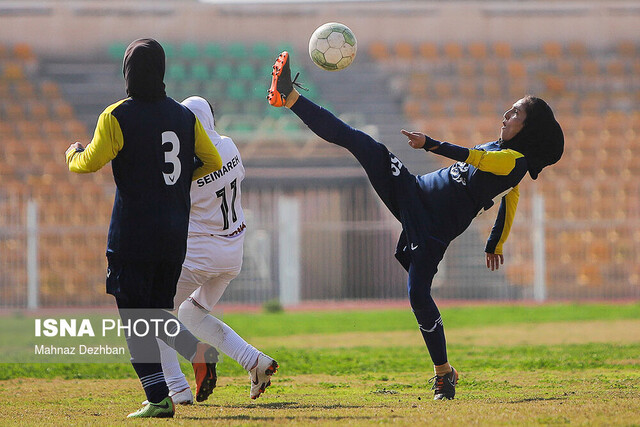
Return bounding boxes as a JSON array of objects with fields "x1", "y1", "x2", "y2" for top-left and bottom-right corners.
[{"x1": 268, "y1": 51, "x2": 306, "y2": 108}]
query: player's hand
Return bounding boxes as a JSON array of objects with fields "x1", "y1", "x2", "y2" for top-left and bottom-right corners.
[
  {"x1": 401, "y1": 129, "x2": 427, "y2": 149},
  {"x1": 485, "y1": 252, "x2": 504, "y2": 271},
  {"x1": 401, "y1": 130, "x2": 439, "y2": 150},
  {"x1": 65, "y1": 142, "x2": 84, "y2": 158}
]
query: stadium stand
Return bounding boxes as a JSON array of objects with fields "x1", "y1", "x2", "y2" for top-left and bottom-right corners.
[{"x1": 0, "y1": 37, "x2": 638, "y2": 306}]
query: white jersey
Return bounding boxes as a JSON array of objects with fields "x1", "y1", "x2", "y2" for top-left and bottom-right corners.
[{"x1": 181, "y1": 96, "x2": 245, "y2": 273}]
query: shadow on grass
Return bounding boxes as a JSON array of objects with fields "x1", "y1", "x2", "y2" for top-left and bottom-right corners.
[
  {"x1": 196, "y1": 401, "x2": 366, "y2": 410},
  {"x1": 508, "y1": 396, "x2": 568, "y2": 403}
]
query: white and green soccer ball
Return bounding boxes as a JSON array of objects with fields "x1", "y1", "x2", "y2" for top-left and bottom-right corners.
[{"x1": 308, "y1": 22, "x2": 357, "y2": 71}]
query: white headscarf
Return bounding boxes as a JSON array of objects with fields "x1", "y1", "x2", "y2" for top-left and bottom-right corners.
[{"x1": 181, "y1": 96, "x2": 220, "y2": 141}]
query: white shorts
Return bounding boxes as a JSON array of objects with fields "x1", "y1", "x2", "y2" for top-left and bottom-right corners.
[
  {"x1": 173, "y1": 232, "x2": 244, "y2": 312},
  {"x1": 173, "y1": 267, "x2": 239, "y2": 312},
  {"x1": 182, "y1": 233, "x2": 244, "y2": 273}
]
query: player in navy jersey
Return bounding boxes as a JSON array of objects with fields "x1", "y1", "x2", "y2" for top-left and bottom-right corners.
[
  {"x1": 65, "y1": 39, "x2": 223, "y2": 418},
  {"x1": 267, "y1": 51, "x2": 563, "y2": 400}
]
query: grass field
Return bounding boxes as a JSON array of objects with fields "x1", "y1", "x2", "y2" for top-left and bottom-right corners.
[{"x1": 1, "y1": 302, "x2": 639, "y2": 425}]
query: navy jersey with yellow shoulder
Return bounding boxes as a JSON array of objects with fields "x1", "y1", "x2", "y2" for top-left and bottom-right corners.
[
  {"x1": 67, "y1": 97, "x2": 222, "y2": 263},
  {"x1": 416, "y1": 140, "x2": 527, "y2": 253}
]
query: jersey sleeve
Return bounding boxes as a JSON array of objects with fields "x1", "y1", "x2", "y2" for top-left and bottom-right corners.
[
  {"x1": 485, "y1": 185, "x2": 520, "y2": 254},
  {"x1": 192, "y1": 117, "x2": 222, "y2": 180},
  {"x1": 66, "y1": 108, "x2": 124, "y2": 172},
  {"x1": 431, "y1": 142, "x2": 524, "y2": 176},
  {"x1": 465, "y1": 149, "x2": 523, "y2": 176}
]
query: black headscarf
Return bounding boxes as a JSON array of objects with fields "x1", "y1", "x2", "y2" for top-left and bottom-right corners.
[
  {"x1": 500, "y1": 96, "x2": 564, "y2": 180},
  {"x1": 123, "y1": 38, "x2": 166, "y2": 101}
]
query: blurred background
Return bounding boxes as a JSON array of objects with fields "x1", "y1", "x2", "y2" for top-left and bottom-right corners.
[{"x1": 0, "y1": 0, "x2": 638, "y2": 309}]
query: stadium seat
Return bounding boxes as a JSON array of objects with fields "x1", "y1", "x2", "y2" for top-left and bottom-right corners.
[
  {"x1": 492, "y1": 41, "x2": 512, "y2": 59},
  {"x1": 190, "y1": 63, "x2": 210, "y2": 81},
  {"x1": 467, "y1": 42, "x2": 487, "y2": 59},
  {"x1": 227, "y1": 42, "x2": 247, "y2": 60},
  {"x1": 180, "y1": 42, "x2": 200, "y2": 60},
  {"x1": 203, "y1": 42, "x2": 223, "y2": 60},
  {"x1": 394, "y1": 42, "x2": 414, "y2": 60},
  {"x1": 443, "y1": 42, "x2": 463, "y2": 60},
  {"x1": 418, "y1": 42, "x2": 438, "y2": 60},
  {"x1": 368, "y1": 42, "x2": 389, "y2": 61},
  {"x1": 107, "y1": 42, "x2": 128, "y2": 61},
  {"x1": 542, "y1": 41, "x2": 563, "y2": 59}
]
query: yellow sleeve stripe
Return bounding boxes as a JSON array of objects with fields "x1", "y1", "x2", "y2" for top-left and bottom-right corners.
[
  {"x1": 67, "y1": 99, "x2": 127, "y2": 173},
  {"x1": 192, "y1": 117, "x2": 222, "y2": 181},
  {"x1": 494, "y1": 185, "x2": 520, "y2": 255},
  {"x1": 465, "y1": 149, "x2": 524, "y2": 176}
]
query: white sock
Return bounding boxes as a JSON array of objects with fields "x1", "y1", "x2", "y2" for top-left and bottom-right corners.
[
  {"x1": 157, "y1": 339, "x2": 190, "y2": 392},
  {"x1": 179, "y1": 300, "x2": 261, "y2": 372}
]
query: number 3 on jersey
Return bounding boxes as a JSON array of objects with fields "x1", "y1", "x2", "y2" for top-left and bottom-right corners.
[{"x1": 162, "y1": 131, "x2": 181, "y2": 185}]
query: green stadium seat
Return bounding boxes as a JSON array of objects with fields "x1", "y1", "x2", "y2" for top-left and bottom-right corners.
[
  {"x1": 107, "y1": 42, "x2": 127, "y2": 61},
  {"x1": 191, "y1": 63, "x2": 210, "y2": 81},
  {"x1": 180, "y1": 42, "x2": 200, "y2": 60},
  {"x1": 166, "y1": 63, "x2": 187, "y2": 82},
  {"x1": 162, "y1": 43, "x2": 176, "y2": 59},
  {"x1": 226, "y1": 81, "x2": 246, "y2": 100},
  {"x1": 213, "y1": 63, "x2": 233, "y2": 80},
  {"x1": 227, "y1": 42, "x2": 247, "y2": 60},
  {"x1": 251, "y1": 42, "x2": 273, "y2": 61},
  {"x1": 203, "y1": 42, "x2": 223, "y2": 60},
  {"x1": 237, "y1": 63, "x2": 256, "y2": 80}
]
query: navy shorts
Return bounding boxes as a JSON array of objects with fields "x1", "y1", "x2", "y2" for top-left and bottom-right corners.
[{"x1": 106, "y1": 254, "x2": 182, "y2": 309}]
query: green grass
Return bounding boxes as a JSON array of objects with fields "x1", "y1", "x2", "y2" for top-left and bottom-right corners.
[{"x1": 0, "y1": 302, "x2": 638, "y2": 425}]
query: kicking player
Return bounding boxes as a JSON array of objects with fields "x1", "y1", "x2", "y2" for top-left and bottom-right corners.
[
  {"x1": 149, "y1": 96, "x2": 278, "y2": 404},
  {"x1": 65, "y1": 39, "x2": 223, "y2": 418},
  {"x1": 267, "y1": 51, "x2": 563, "y2": 400}
]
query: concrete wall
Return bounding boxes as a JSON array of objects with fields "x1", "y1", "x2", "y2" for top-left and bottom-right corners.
[{"x1": 1, "y1": 0, "x2": 639, "y2": 56}]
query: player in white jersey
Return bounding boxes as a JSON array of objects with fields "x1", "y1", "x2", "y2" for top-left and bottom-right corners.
[{"x1": 152, "y1": 96, "x2": 278, "y2": 403}]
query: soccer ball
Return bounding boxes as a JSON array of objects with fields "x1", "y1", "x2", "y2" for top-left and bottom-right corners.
[{"x1": 308, "y1": 22, "x2": 357, "y2": 71}]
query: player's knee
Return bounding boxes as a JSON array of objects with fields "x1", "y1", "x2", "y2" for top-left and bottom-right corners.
[{"x1": 177, "y1": 299, "x2": 207, "y2": 330}]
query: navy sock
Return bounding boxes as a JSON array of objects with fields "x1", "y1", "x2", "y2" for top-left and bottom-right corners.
[
  {"x1": 413, "y1": 307, "x2": 448, "y2": 366},
  {"x1": 132, "y1": 362, "x2": 169, "y2": 404}
]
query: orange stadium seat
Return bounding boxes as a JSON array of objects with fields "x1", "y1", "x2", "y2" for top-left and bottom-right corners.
[
  {"x1": 616, "y1": 40, "x2": 637, "y2": 57},
  {"x1": 443, "y1": 42, "x2": 463, "y2": 60},
  {"x1": 368, "y1": 42, "x2": 389, "y2": 61},
  {"x1": 394, "y1": 42, "x2": 414, "y2": 60},
  {"x1": 492, "y1": 41, "x2": 512, "y2": 59},
  {"x1": 542, "y1": 41, "x2": 563, "y2": 59},
  {"x1": 40, "y1": 80, "x2": 61, "y2": 99},
  {"x1": 467, "y1": 42, "x2": 487, "y2": 59},
  {"x1": 13, "y1": 43, "x2": 35, "y2": 61},
  {"x1": 567, "y1": 41, "x2": 588, "y2": 58},
  {"x1": 418, "y1": 42, "x2": 438, "y2": 60},
  {"x1": 2, "y1": 62, "x2": 24, "y2": 80}
]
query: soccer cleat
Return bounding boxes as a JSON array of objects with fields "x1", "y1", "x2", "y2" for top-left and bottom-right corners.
[
  {"x1": 192, "y1": 342, "x2": 218, "y2": 402},
  {"x1": 429, "y1": 367, "x2": 458, "y2": 400},
  {"x1": 142, "y1": 387, "x2": 193, "y2": 406},
  {"x1": 127, "y1": 396, "x2": 174, "y2": 418},
  {"x1": 267, "y1": 51, "x2": 306, "y2": 107},
  {"x1": 249, "y1": 353, "x2": 279, "y2": 399},
  {"x1": 169, "y1": 387, "x2": 194, "y2": 405}
]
